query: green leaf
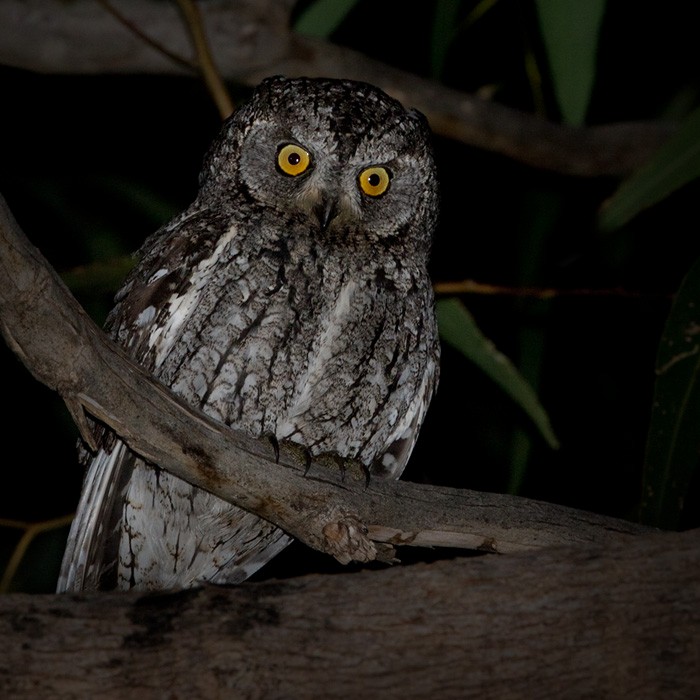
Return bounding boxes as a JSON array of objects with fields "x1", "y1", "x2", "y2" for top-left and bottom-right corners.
[
  {"x1": 598, "y1": 107, "x2": 700, "y2": 232},
  {"x1": 431, "y1": 0, "x2": 462, "y2": 78},
  {"x1": 436, "y1": 297, "x2": 559, "y2": 449},
  {"x1": 293, "y1": 0, "x2": 360, "y2": 38},
  {"x1": 535, "y1": 0, "x2": 606, "y2": 125},
  {"x1": 60, "y1": 255, "x2": 136, "y2": 295},
  {"x1": 641, "y1": 255, "x2": 700, "y2": 529}
]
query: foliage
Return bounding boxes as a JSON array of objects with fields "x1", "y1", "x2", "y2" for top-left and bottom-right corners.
[
  {"x1": 534, "y1": 0, "x2": 606, "y2": 125},
  {"x1": 641, "y1": 255, "x2": 700, "y2": 529},
  {"x1": 293, "y1": 0, "x2": 360, "y2": 37},
  {"x1": 436, "y1": 297, "x2": 558, "y2": 451},
  {"x1": 599, "y1": 106, "x2": 700, "y2": 232}
]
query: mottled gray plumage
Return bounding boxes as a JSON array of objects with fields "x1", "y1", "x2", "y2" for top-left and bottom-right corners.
[{"x1": 57, "y1": 76, "x2": 440, "y2": 592}]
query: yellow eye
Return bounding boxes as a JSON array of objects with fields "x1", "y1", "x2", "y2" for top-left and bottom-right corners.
[
  {"x1": 277, "y1": 144, "x2": 311, "y2": 176},
  {"x1": 358, "y1": 166, "x2": 391, "y2": 197}
]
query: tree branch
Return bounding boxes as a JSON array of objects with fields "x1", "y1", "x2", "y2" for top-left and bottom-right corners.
[
  {"x1": 1, "y1": 529, "x2": 699, "y2": 698},
  {"x1": 0, "y1": 192, "x2": 654, "y2": 570},
  {"x1": 0, "y1": 0, "x2": 674, "y2": 176}
]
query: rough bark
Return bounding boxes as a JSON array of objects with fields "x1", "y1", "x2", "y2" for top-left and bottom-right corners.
[
  {"x1": 1, "y1": 528, "x2": 699, "y2": 699},
  {"x1": 0, "y1": 0, "x2": 674, "y2": 176}
]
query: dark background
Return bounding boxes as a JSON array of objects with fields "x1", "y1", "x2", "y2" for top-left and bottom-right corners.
[{"x1": 1, "y1": 0, "x2": 699, "y2": 590}]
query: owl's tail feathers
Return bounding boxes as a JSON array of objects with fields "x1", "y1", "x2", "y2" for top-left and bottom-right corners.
[{"x1": 56, "y1": 443, "x2": 129, "y2": 593}]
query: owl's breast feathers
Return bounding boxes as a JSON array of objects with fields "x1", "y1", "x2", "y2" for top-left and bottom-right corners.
[{"x1": 109, "y1": 205, "x2": 438, "y2": 473}]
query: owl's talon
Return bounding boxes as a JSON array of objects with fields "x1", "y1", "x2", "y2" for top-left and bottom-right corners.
[
  {"x1": 303, "y1": 449, "x2": 313, "y2": 476},
  {"x1": 362, "y1": 463, "x2": 371, "y2": 487},
  {"x1": 337, "y1": 456, "x2": 347, "y2": 482},
  {"x1": 267, "y1": 434, "x2": 280, "y2": 463}
]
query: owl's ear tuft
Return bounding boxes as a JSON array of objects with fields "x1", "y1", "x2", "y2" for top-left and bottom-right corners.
[
  {"x1": 408, "y1": 108, "x2": 431, "y2": 131},
  {"x1": 259, "y1": 75, "x2": 288, "y2": 91}
]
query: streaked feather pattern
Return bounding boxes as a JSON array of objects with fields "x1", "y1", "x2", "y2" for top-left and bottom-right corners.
[{"x1": 58, "y1": 77, "x2": 439, "y2": 591}]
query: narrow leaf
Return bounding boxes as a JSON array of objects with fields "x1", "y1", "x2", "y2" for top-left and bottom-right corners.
[
  {"x1": 641, "y1": 254, "x2": 700, "y2": 529},
  {"x1": 535, "y1": 0, "x2": 607, "y2": 125},
  {"x1": 60, "y1": 255, "x2": 136, "y2": 295},
  {"x1": 599, "y1": 107, "x2": 700, "y2": 232},
  {"x1": 437, "y1": 297, "x2": 559, "y2": 449},
  {"x1": 431, "y1": 0, "x2": 462, "y2": 78},
  {"x1": 294, "y1": 0, "x2": 359, "y2": 38}
]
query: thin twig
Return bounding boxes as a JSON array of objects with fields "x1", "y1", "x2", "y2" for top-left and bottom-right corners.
[
  {"x1": 433, "y1": 279, "x2": 673, "y2": 301},
  {"x1": 175, "y1": 0, "x2": 234, "y2": 119},
  {"x1": 0, "y1": 515, "x2": 74, "y2": 592},
  {"x1": 96, "y1": 0, "x2": 196, "y2": 71}
]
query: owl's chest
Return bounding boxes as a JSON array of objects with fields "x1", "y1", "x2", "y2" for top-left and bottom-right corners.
[{"x1": 143, "y1": 246, "x2": 382, "y2": 428}]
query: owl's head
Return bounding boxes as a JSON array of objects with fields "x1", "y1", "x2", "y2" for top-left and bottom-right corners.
[{"x1": 200, "y1": 76, "x2": 438, "y2": 258}]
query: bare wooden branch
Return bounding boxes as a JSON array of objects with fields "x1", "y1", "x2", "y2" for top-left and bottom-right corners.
[
  {"x1": 0, "y1": 192, "x2": 654, "y2": 570},
  {"x1": 1, "y1": 528, "x2": 699, "y2": 699},
  {"x1": 0, "y1": 0, "x2": 674, "y2": 176}
]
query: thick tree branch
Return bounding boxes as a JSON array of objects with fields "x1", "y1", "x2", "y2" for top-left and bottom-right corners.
[
  {"x1": 0, "y1": 192, "x2": 653, "y2": 569},
  {"x1": 1, "y1": 529, "x2": 699, "y2": 699},
  {"x1": 0, "y1": 0, "x2": 674, "y2": 176}
]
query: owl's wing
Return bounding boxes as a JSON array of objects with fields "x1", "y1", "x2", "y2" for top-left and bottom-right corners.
[
  {"x1": 374, "y1": 351, "x2": 439, "y2": 479},
  {"x1": 58, "y1": 206, "x2": 289, "y2": 592},
  {"x1": 57, "y1": 442, "x2": 136, "y2": 591},
  {"x1": 58, "y1": 205, "x2": 229, "y2": 591}
]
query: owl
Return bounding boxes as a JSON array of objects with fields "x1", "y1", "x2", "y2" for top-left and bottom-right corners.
[{"x1": 57, "y1": 76, "x2": 440, "y2": 592}]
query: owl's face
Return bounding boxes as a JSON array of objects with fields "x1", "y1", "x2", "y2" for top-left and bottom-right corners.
[{"x1": 201, "y1": 76, "x2": 438, "y2": 256}]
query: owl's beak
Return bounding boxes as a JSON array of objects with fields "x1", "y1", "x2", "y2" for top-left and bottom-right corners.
[{"x1": 314, "y1": 196, "x2": 339, "y2": 232}]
